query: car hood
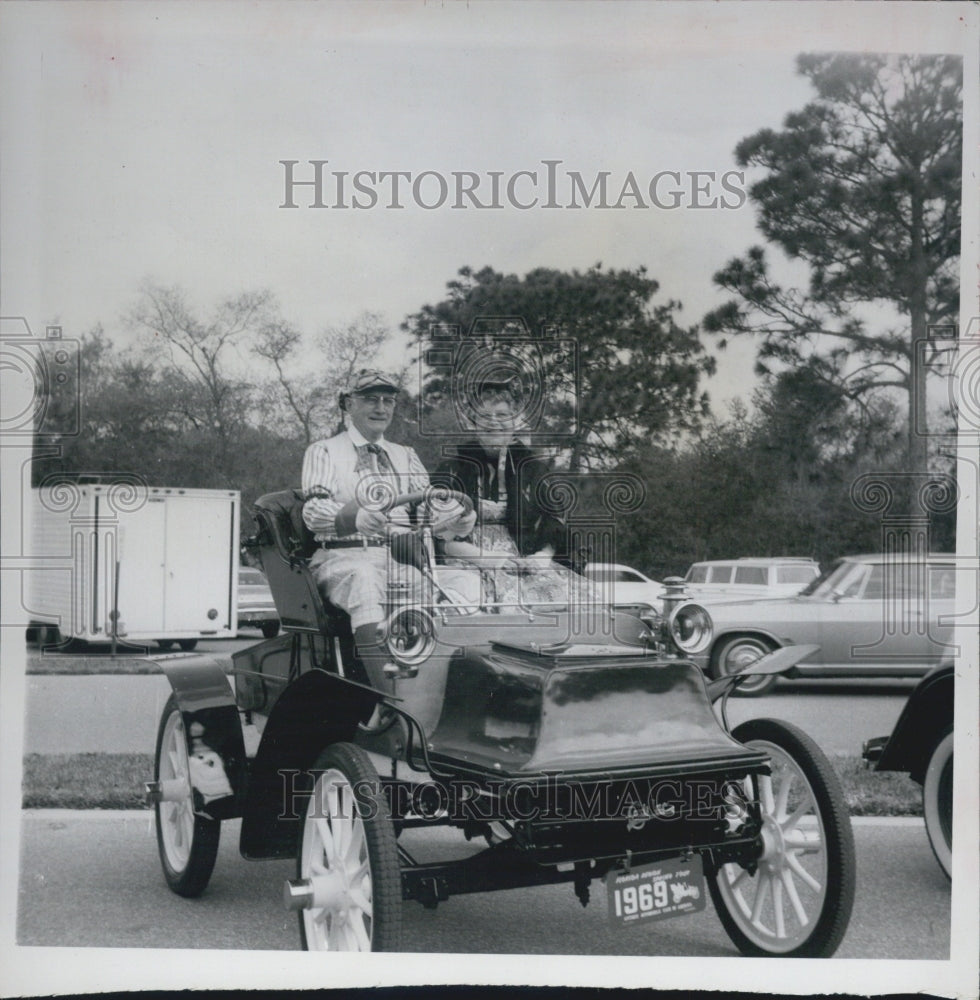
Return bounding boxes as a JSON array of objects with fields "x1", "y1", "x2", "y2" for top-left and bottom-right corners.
[{"x1": 702, "y1": 595, "x2": 819, "y2": 619}]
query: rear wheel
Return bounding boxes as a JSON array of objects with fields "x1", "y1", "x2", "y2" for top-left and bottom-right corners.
[
  {"x1": 261, "y1": 621, "x2": 280, "y2": 638},
  {"x1": 157, "y1": 640, "x2": 177, "y2": 651},
  {"x1": 922, "y1": 726, "x2": 953, "y2": 879},
  {"x1": 294, "y1": 742, "x2": 401, "y2": 951},
  {"x1": 177, "y1": 638, "x2": 198, "y2": 651},
  {"x1": 708, "y1": 719, "x2": 855, "y2": 957},
  {"x1": 154, "y1": 696, "x2": 221, "y2": 897},
  {"x1": 712, "y1": 636, "x2": 778, "y2": 697}
]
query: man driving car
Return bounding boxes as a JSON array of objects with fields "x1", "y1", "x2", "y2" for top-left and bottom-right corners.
[{"x1": 301, "y1": 369, "x2": 475, "y2": 691}]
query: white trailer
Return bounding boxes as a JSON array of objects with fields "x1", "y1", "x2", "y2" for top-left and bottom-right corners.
[{"x1": 28, "y1": 482, "x2": 239, "y2": 649}]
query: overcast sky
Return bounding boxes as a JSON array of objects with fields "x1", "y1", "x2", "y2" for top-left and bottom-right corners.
[{"x1": 2, "y1": 1, "x2": 975, "y2": 417}]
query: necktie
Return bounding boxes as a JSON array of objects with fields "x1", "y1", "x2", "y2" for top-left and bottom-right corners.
[{"x1": 366, "y1": 443, "x2": 395, "y2": 475}]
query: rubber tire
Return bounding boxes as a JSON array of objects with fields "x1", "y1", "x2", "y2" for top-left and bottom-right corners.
[
  {"x1": 922, "y1": 726, "x2": 953, "y2": 880},
  {"x1": 712, "y1": 635, "x2": 778, "y2": 697},
  {"x1": 177, "y1": 639, "x2": 198, "y2": 651},
  {"x1": 708, "y1": 718, "x2": 856, "y2": 957},
  {"x1": 153, "y1": 695, "x2": 221, "y2": 897},
  {"x1": 261, "y1": 621, "x2": 281, "y2": 638},
  {"x1": 157, "y1": 640, "x2": 177, "y2": 651},
  {"x1": 298, "y1": 742, "x2": 402, "y2": 952}
]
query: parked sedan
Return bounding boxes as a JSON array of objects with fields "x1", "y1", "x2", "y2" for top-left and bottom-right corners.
[
  {"x1": 584, "y1": 562, "x2": 663, "y2": 615},
  {"x1": 237, "y1": 567, "x2": 280, "y2": 638},
  {"x1": 690, "y1": 554, "x2": 961, "y2": 695}
]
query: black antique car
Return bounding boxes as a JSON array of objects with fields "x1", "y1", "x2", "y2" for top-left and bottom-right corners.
[
  {"x1": 863, "y1": 662, "x2": 954, "y2": 879},
  {"x1": 146, "y1": 489, "x2": 856, "y2": 956}
]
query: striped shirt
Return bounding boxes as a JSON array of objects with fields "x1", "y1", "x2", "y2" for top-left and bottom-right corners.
[{"x1": 301, "y1": 425, "x2": 429, "y2": 542}]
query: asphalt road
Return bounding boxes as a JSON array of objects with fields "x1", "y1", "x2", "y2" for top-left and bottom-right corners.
[{"x1": 16, "y1": 811, "x2": 949, "y2": 959}]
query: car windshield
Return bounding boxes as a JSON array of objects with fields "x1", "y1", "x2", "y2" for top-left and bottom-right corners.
[
  {"x1": 777, "y1": 565, "x2": 819, "y2": 584},
  {"x1": 798, "y1": 560, "x2": 868, "y2": 598}
]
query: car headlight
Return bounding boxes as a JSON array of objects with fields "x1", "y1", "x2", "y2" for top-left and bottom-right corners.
[
  {"x1": 383, "y1": 606, "x2": 436, "y2": 670},
  {"x1": 667, "y1": 601, "x2": 713, "y2": 654}
]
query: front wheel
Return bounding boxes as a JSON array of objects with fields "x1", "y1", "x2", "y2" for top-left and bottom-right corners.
[
  {"x1": 177, "y1": 638, "x2": 198, "y2": 651},
  {"x1": 261, "y1": 621, "x2": 281, "y2": 638},
  {"x1": 712, "y1": 636, "x2": 778, "y2": 697},
  {"x1": 708, "y1": 718, "x2": 855, "y2": 957},
  {"x1": 154, "y1": 696, "x2": 221, "y2": 896},
  {"x1": 294, "y1": 742, "x2": 401, "y2": 951},
  {"x1": 922, "y1": 726, "x2": 953, "y2": 879}
]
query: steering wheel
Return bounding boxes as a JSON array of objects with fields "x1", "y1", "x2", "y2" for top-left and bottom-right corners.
[{"x1": 384, "y1": 488, "x2": 473, "y2": 517}]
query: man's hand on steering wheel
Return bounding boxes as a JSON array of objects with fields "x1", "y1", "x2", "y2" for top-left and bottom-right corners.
[{"x1": 355, "y1": 508, "x2": 389, "y2": 535}]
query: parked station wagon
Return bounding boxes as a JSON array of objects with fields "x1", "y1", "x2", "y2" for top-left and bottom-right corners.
[{"x1": 684, "y1": 558, "x2": 821, "y2": 600}]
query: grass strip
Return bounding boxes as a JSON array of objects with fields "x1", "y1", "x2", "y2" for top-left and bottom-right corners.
[
  {"x1": 21, "y1": 752, "x2": 924, "y2": 816},
  {"x1": 26, "y1": 654, "x2": 234, "y2": 675},
  {"x1": 22, "y1": 753, "x2": 155, "y2": 809}
]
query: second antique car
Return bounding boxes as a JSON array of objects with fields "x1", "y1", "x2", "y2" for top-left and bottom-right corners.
[
  {"x1": 146, "y1": 488, "x2": 856, "y2": 956},
  {"x1": 863, "y1": 662, "x2": 954, "y2": 879}
]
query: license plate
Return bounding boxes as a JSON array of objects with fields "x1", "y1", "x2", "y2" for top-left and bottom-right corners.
[{"x1": 606, "y1": 857, "x2": 706, "y2": 927}]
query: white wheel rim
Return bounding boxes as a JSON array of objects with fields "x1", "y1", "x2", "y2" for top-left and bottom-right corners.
[
  {"x1": 300, "y1": 768, "x2": 374, "y2": 951},
  {"x1": 715, "y1": 740, "x2": 829, "y2": 952},
  {"x1": 158, "y1": 711, "x2": 195, "y2": 871}
]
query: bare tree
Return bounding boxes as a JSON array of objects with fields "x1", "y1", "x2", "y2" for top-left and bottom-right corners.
[
  {"x1": 253, "y1": 311, "x2": 390, "y2": 444},
  {"x1": 129, "y1": 282, "x2": 275, "y2": 478}
]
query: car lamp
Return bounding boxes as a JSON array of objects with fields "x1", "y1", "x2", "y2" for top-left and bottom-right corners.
[{"x1": 668, "y1": 601, "x2": 713, "y2": 655}]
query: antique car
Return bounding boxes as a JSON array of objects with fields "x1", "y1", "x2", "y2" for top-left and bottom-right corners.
[
  {"x1": 688, "y1": 554, "x2": 960, "y2": 696},
  {"x1": 237, "y1": 566, "x2": 281, "y2": 638},
  {"x1": 862, "y1": 662, "x2": 954, "y2": 879},
  {"x1": 146, "y1": 488, "x2": 855, "y2": 956}
]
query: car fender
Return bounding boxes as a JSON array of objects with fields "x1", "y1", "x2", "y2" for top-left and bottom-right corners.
[
  {"x1": 239, "y1": 667, "x2": 383, "y2": 860},
  {"x1": 156, "y1": 654, "x2": 247, "y2": 820},
  {"x1": 706, "y1": 625, "x2": 788, "y2": 663},
  {"x1": 873, "y1": 664, "x2": 954, "y2": 782}
]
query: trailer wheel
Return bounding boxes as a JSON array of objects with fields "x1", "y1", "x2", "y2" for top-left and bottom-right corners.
[
  {"x1": 177, "y1": 639, "x2": 198, "y2": 651},
  {"x1": 153, "y1": 696, "x2": 221, "y2": 897},
  {"x1": 709, "y1": 719, "x2": 855, "y2": 957},
  {"x1": 292, "y1": 743, "x2": 401, "y2": 951},
  {"x1": 261, "y1": 621, "x2": 280, "y2": 638}
]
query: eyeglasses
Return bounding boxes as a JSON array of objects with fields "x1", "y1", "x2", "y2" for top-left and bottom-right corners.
[{"x1": 352, "y1": 393, "x2": 397, "y2": 408}]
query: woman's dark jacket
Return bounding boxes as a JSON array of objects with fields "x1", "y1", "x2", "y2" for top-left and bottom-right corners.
[{"x1": 432, "y1": 439, "x2": 573, "y2": 566}]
